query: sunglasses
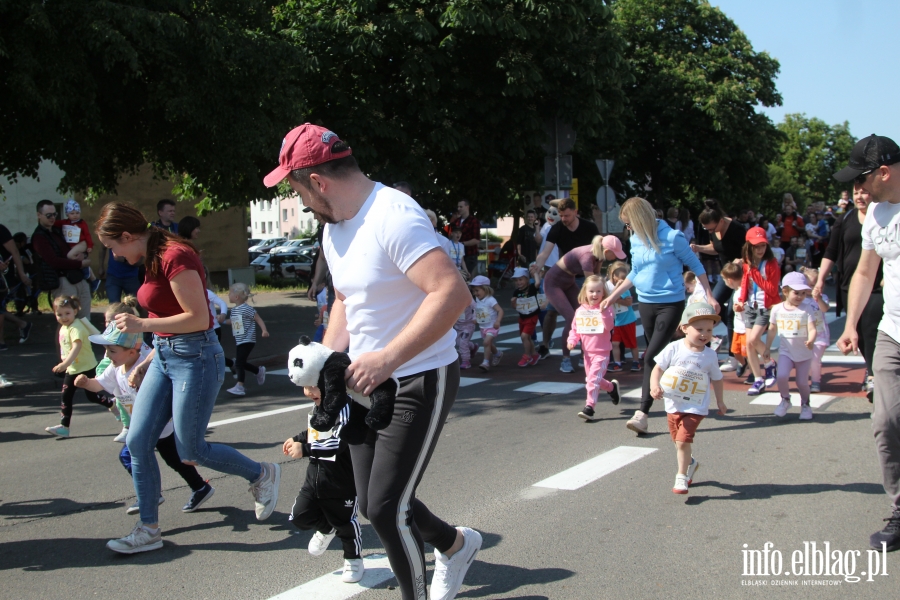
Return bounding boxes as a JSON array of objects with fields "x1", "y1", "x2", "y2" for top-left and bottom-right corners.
[
  {"x1": 42, "y1": 212, "x2": 58, "y2": 218},
  {"x1": 854, "y1": 168, "x2": 876, "y2": 185},
  {"x1": 623, "y1": 222, "x2": 633, "y2": 231}
]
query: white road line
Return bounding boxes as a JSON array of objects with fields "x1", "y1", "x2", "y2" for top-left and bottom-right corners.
[
  {"x1": 749, "y1": 393, "x2": 836, "y2": 409},
  {"x1": 268, "y1": 554, "x2": 394, "y2": 600},
  {"x1": 515, "y1": 382, "x2": 584, "y2": 394},
  {"x1": 459, "y1": 377, "x2": 488, "y2": 387},
  {"x1": 207, "y1": 403, "x2": 313, "y2": 428},
  {"x1": 267, "y1": 368, "x2": 290, "y2": 376},
  {"x1": 533, "y1": 446, "x2": 658, "y2": 491}
]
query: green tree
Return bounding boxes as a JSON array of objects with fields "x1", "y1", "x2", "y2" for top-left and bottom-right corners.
[
  {"x1": 576, "y1": 0, "x2": 782, "y2": 215},
  {"x1": 762, "y1": 113, "x2": 856, "y2": 214},
  {"x1": 274, "y1": 0, "x2": 629, "y2": 218},
  {"x1": 1, "y1": 0, "x2": 301, "y2": 210}
]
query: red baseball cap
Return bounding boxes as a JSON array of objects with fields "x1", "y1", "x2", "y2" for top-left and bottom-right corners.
[
  {"x1": 263, "y1": 123, "x2": 352, "y2": 188},
  {"x1": 745, "y1": 226, "x2": 768, "y2": 245}
]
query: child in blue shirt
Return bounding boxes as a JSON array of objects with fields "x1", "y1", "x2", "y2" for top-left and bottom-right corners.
[{"x1": 606, "y1": 262, "x2": 640, "y2": 372}]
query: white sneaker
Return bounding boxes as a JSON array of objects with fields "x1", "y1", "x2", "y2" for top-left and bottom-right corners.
[
  {"x1": 0, "y1": 374, "x2": 12, "y2": 388},
  {"x1": 342, "y1": 558, "x2": 364, "y2": 583},
  {"x1": 491, "y1": 351, "x2": 503, "y2": 367},
  {"x1": 799, "y1": 405, "x2": 813, "y2": 420},
  {"x1": 308, "y1": 529, "x2": 336, "y2": 556},
  {"x1": 106, "y1": 521, "x2": 163, "y2": 554},
  {"x1": 686, "y1": 457, "x2": 700, "y2": 485},
  {"x1": 672, "y1": 474, "x2": 689, "y2": 495},
  {"x1": 719, "y1": 357, "x2": 738, "y2": 372},
  {"x1": 256, "y1": 366, "x2": 266, "y2": 386},
  {"x1": 626, "y1": 410, "x2": 648, "y2": 435},
  {"x1": 559, "y1": 357, "x2": 574, "y2": 373},
  {"x1": 249, "y1": 462, "x2": 280, "y2": 520},
  {"x1": 126, "y1": 495, "x2": 165, "y2": 515},
  {"x1": 774, "y1": 398, "x2": 791, "y2": 417},
  {"x1": 226, "y1": 385, "x2": 246, "y2": 396},
  {"x1": 431, "y1": 527, "x2": 482, "y2": 600},
  {"x1": 114, "y1": 427, "x2": 129, "y2": 443}
]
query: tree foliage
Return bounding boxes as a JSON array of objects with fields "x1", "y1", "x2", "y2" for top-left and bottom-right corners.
[
  {"x1": 274, "y1": 0, "x2": 629, "y2": 217},
  {"x1": 0, "y1": 0, "x2": 300, "y2": 210},
  {"x1": 576, "y1": 0, "x2": 782, "y2": 214},
  {"x1": 762, "y1": 113, "x2": 855, "y2": 215}
]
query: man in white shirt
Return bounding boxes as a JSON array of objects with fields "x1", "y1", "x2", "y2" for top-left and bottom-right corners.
[
  {"x1": 836, "y1": 134, "x2": 900, "y2": 553},
  {"x1": 264, "y1": 123, "x2": 481, "y2": 600}
]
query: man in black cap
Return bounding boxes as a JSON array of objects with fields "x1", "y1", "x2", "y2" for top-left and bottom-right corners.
[{"x1": 836, "y1": 134, "x2": 900, "y2": 552}]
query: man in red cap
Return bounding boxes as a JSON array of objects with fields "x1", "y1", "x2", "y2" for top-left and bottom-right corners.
[
  {"x1": 265, "y1": 123, "x2": 482, "y2": 600},
  {"x1": 836, "y1": 134, "x2": 900, "y2": 554}
]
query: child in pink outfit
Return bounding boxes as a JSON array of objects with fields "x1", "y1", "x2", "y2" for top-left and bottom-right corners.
[
  {"x1": 567, "y1": 275, "x2": 620, "y2": 420},
  {"x1": 455, "y1": 298, "x2": 478, "y2": 369}
]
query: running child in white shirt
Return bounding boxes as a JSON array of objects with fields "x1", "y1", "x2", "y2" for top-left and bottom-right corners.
[
  {"x1": 764, "y1": 272, "x2": 818, "y2": 420},
  {"x1": 469, "y1": 275, "x2": 503, "y2": 371},
  {"x1": 801, "y1": 267, "x2": 830, "y2": 393},
  {"x1": 651, "y1": 302, "x2": 726, "y2": 495}
]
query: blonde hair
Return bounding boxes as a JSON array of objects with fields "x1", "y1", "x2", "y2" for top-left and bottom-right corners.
[
  {"x1": 683, "y1": 271, "x2": 697, "y2": 284},
  {"x1": 577, "y1": 275, "x2": 606, "y2": 306},
  {"x1": 607, "y1": 260, "x2": 629, "y2": 281},
  {"x1": 590, "y1": 235, "x2": 605, "y2": 261},
  {"x1": 471, "y1": 284, "x2": 493, "y2": 298},
  {"x1": 620, "y1": 197, "x2": 661, "y2": 253},
  {"x1": 106, "y1": 295, "x2": 141, "y2": 319},
  {"x1": 230, "y1": 282, "x2": 254, "y2": 303},
  {"x1": 801, "y1": 266, "x2": 818, "y2": 286}
]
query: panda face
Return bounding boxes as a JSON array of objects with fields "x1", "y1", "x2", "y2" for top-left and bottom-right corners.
[{"x1": 287, "y1": 339, "x2": 332, "y2": 389}]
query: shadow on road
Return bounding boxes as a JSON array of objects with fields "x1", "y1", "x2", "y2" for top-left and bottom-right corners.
[
  {"x1": 684, "y1": 480, "x2": 883, "y2": 505},
  {"x1": 0, "y1": 497, "x2": 120, "y2": 520}
]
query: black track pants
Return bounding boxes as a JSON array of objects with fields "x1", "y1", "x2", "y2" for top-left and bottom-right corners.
[
  {"x1": 349, "y1": 362, "x2": 460, "y2": 600},
  {"x1": 290, "y1": 488, "x2": 362, "y2": 559},
  {"x1": 637, "y1": 301, "x2": 685, "y2": 414}
]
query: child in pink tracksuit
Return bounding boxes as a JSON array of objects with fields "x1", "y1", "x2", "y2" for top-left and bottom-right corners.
[
  {"x1": 455, "y1": 297, "x2": 478, "y2": 369},
  {"x1": 567, "y1": 275, "x2": 621, "y2": 421}
]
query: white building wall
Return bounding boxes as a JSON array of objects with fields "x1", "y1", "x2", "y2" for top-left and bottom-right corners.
[
  {"x1": 250, "y1": 197, "x2": 282, "y2": 239},
  {"x1": 1, "y1": 161, "x2": 68, "y2": 234}
]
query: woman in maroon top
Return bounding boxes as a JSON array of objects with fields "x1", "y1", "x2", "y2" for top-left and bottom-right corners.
[{"x1": 95, "y1": 203, "x2": 281, "y2": 554}]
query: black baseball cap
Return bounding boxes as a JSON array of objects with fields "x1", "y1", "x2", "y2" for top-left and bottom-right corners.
[{"x1": 833, "y1": 134, "x2": 900, "y2": 182}]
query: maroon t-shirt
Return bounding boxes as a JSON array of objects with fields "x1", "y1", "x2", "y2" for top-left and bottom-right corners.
[{"x1": 137, "y1": 244, "x2": 213, "y2": 337}]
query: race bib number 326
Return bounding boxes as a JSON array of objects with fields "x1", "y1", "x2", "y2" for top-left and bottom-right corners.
[{"x1": 575, "y1": 309, "x2": 604, "y2": 334}]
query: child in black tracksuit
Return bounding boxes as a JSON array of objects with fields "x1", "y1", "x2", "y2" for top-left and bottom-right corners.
[{"x1": 283, "y1": 386, "x2": 369, "y2": 584}]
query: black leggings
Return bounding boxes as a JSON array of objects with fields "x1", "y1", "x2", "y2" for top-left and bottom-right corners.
[
  {"x1": 213, "y1": 328, "x2": 235, "y2": 370},
  {"x1": 60, "y1": 368, "x2": 113, "y2": 427},
  {"x1": 290, "y1": 489, "x2": 362, "y2": 559},
  {"x1": 855, "y1": 291, "x2": 884, "y2": 376},
  {"x1": 349, "y1": 362, "x2": 460, "y2": 600},
  {"x1": 156, "y1": 432, "x2": 207, "y2": 491},
  {"x1": 234, "y1": 342, "x2": 258, "y2": 384},
  {"x1": 637, "y1": 301, "x2": 685, "y2": 414}
]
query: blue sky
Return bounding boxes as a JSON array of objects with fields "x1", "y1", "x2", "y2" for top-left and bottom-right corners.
[{"x1": 712, "y1": 0, "x2": 900, "y2": 140}]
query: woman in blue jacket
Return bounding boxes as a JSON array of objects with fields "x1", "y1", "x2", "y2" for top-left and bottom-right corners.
[{"x1": 602, "y1": 197, "x2": 719, "y2": 435}]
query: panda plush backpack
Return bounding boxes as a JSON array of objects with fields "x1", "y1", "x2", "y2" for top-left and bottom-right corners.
[{"x1": 288, "y1": 336, "x2": 399, "y2": 432}]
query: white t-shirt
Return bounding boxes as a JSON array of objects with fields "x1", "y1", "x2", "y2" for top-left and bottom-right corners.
[
  {"x1": 654, "y1": 339, "x2": 723, "y2": 415},
  {"x1": 732, "y1": 289, "x2": 746, "y2": 334},
  {"x1": 538, "y1": 222, "x2": 559, "y2": 266},
  {"x1": 802, "y1": 294, "x2": 829, "y2": 345},
  {"x1": 686, "y1": 286, "x2": 708, "y2": 305},
  {"x1": 474, "y1": 296, "x2": 500, "y2": 327},
  {"x1": 676, "y1": 220, "x2": 694, "y2": 243},
  {"x1": 207, "y1": 290, "x2": 227, "y2": 331},
  {"x1": 764, "y1": 223, "x2": 777, "y2": 242},
  {"x1": 324, "y1": 183, "x2": 457, "y2": 377},
  {"x1": 446, "y1": 239, "x2": 466, "y2": 270},
  {"x1": 96, "y1": 346, "x2": 174, "y2": 438},
  {"x1": 862, "y1": 201, "x2": 900, "y2": 344},
  {"x1": 770, "y1": 246, "x2": 785, "y2": 265},
  {"x1": 770, "y1": 302, "x2": 817, "y2": 361},
  {"x1": 435, "y1": 231, "x2": 454, "y2": 256}
]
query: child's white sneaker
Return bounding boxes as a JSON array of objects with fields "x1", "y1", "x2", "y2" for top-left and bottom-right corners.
[
  {"x1": 491, "y1": 350, "x2": 503, "y2": 367},
  {"x1": 256, "y1": 366, "x2": 266, "y2": 386},
  {"x1": 686, "y1": 457, "x2": 700, "y2": 485},
  {"x1": 719, "y1": 356, "x2": 739, "y2": 372},
  {"x1": 626, "y1": 410, "x2": 648, "y2": 435},
  {"x1": 673, "y1": 474, "x2": 689, "y2": 495},
  {"x1": 478, "y1": 361, "x2": 490, "y2": 372},
  {"x1": 810, "y1": 381, "x2": 821, "y2": 393},
  {"x1": 774, "y1": 397, "x2": 791, "y2": 417},
  {"x1": 226, "y1": 385, "x2": 246, "y2": 396},
  {"x1": 799, "y1": 405, "x2": 813, "y2": 420},
  {"x1": 114, "y1": 427, "x2": 129, "y2": 443},
  {"x1": 308, "y1": 530, "x2": 336, "y2": 556},
  {"x1": 342, "y1": 558, "x2": 364, "y2": 583}
]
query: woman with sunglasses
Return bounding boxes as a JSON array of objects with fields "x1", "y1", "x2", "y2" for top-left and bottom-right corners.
[
  {"x1": 95, "y1": 203, "x2": 281, "y2": 554},
  {"x1": 602, "y1": 197, "x2": 717, "y2": 435},
  {"x1": 693, "y1": 199, "x2": 748, "y2": 351}
]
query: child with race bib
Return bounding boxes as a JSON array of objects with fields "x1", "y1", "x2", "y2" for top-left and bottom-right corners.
[
  {"x1": 97, "y1": 296, "x2": 142, "y2": 442},
  {"x1": 764, "y1": 272, "x2": 818, "y2": 420},
  {"x1": 733, "y1": 226, "x2": 781, "y2": 396},
  {"x1": 719, "y1": 262, "x2": 749, "y2": 380},
  {"x1": 650, "y1": 302, "x2": 726, "y2": 494},
  {"x1": 511, "y1": 267, "x2": 541, "y2": 367},
  {"x1": 455, "y1": 295, "x2": 478, "y2": 369},
  {"x1": 802, "y1": 267, "x2": 830, "y2": 393},
  {"x1": 606, "y1": 261, "x2": 640, "y2": 373},
  {"x1": 568, "y1": 275, "x2": 620, "y2": 420},
  {"x1": 469, "y1": 275, "x2": 503, "y2": 371},
  {"x1": 225, "y1": 283, "x2": 269, "y2": 396},
  {"x1": 44, "y1": 296, "x2": 116, "y2": 437}
]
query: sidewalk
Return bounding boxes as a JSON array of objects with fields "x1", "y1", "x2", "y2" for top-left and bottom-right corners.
[{"x1": 0, "y1": 290, "x2": 320, "y2": 396}]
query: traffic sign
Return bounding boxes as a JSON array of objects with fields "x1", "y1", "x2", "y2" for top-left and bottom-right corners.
[
  {"x1": 595, "y1": 159, "x2": 615, "y2": 182},
  {"x1": 596, "y1": 185, "x2": 616, "y2": 211},
  {"x1": 542, "y1": 119, "x2": 576, "y2": 154}
]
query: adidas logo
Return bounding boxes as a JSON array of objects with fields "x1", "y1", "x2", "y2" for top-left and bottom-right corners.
[{"x1": 344, "y1": 500, "x2": 354, "y2": 507}]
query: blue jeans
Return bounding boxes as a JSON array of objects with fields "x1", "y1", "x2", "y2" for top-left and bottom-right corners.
[
  {"x1": 127, "y1": 330, "x2": 262, "y2": 524},
  {"x1": 105, "y1": 275, "x2": 141, "y2": 304}
]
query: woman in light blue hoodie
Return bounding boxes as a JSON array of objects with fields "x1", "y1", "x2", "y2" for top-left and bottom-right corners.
[{"x1": 603, "y1": 197, "x2": 719, "y2": 435}]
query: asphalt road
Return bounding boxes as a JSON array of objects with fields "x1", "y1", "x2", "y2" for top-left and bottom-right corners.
[{"x1": 1, "y1": 296, "x2": 897, "y2": 599}]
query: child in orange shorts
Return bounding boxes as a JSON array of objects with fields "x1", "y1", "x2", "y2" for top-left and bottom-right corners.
[
  {"x1": 721, "y1": 262, "x2": 749, "y2": 380},
  {"x1": 651, "y1": 302, "x2": 726, "y2": 495}
]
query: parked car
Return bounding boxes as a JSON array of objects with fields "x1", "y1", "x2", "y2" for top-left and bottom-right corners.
[
  {"x1": 247, "y1": 238, "x2": 262, "y2": 248},
  {"x1": 268, "y1": 239, "x2": 307, "y2": 254},
  {"x1": 248, "y1": 238, "x2": 286, "y2": 261},
  {"x1": 250, "y1": 252, "x2": 313, "y2": 284}
]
